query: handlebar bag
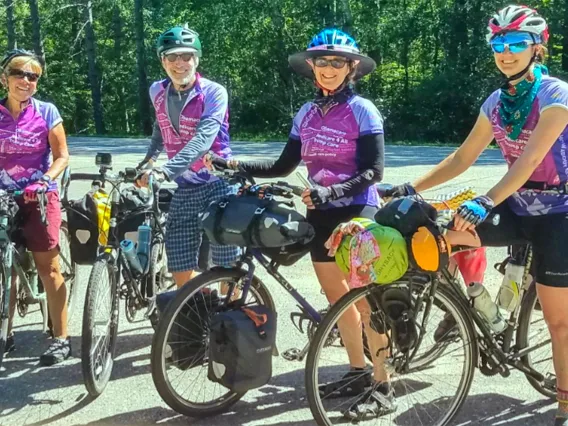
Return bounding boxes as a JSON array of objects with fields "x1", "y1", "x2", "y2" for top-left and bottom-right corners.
[
  {"x1": 374, "y1": 195, "x2": 437, "y2": 236},
  {"x1": 201, "y1": 195, "x2": 314, "y2": 249}
]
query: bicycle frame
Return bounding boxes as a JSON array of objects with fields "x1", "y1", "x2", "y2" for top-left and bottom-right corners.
[
  {"x1": 431, "y1": 246, "x2": 549, "y2": 383},
  {"x1": 0, "y1": 193, "x2": 52, "y2": 332}
]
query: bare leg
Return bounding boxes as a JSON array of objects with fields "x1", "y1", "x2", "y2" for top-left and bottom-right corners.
[{"x1": 33, "y1": 249, "x2": 67, "y2": 338}]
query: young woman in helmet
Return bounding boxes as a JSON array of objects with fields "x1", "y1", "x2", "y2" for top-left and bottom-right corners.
[
  {"x1": 386, "y1": 6, "x2": 568, "y2": 425},
  {"x1": 214, "y1": 28, "x2": 394, "y2": 419},
  {"x1": 0, "y1": 49, "x2": 71, "y2": 365}
]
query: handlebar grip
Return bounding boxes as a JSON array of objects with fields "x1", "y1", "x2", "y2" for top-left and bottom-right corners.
[{"x1": 70, "y1": 173, "x2": 102, "y2": 181}]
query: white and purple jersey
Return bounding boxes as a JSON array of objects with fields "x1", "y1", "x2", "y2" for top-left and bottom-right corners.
[
  {"x1": 0, "y1": 98, "x2": 62, "y2": 191},
  {"x1": 149, "y1": 73, "x2": 232, "y2": 186},
  {"x1": 291, "y1": 95, "x2": 383, "y2": 208},
  {"x1": 481, "y1": 76, "x2": 568, "y2": 216}
]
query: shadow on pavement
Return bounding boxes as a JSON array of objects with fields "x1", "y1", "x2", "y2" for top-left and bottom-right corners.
[
  {"x1": 0, "y1": 328, "x2": 156, "y2": 425},
  {"x1": 73, "y1": 365, "x2": 555, "y2": 426}
]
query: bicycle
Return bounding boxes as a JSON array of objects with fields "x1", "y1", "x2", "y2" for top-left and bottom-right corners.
[
  {"x1": 0, "y1": 183, "x2": 77, "y2": 369},
  {"x1": 69, "y1": 153, "x2": 173, "y2": 397},
  {"x1": 150, "y1": 168, "x2": 351, "y2": 417},
  {"x1": 304, "y1": 190, "x2": 553, "y2": 425}
]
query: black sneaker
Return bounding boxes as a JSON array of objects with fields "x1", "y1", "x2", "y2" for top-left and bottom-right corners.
[
  {"x1": 434, "y1": 312, "x2": 459, "y2": 343},
  {"x1": 39, "y1": 337, "x2": 71, "y2": 366},
  {"x1": 555, "y1": 417, "x2": 568, "y2": 426},
  {"x1": 4, "y1": 333, "x2": 15, "y2": 354},
  {"x1": 343, "y1": 382, "x2": 397, "y2": 420},
  {"x1": 319, "y1": 367, "x2": 372, "y2": 398}
]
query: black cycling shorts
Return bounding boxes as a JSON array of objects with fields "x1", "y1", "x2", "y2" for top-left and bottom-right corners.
[
  {"x1": 476, "y1": 200, "x2": 568, "y2": 287},
  {"x1": 306, "y1": 204, "x2": 378, "y2": 263}
]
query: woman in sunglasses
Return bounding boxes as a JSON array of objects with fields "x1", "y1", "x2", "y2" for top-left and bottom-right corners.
[
  {"x1": 386, "y1": 5, "x2": 568, "y2": 425},
  {"x1": 214, "y1": 28, "x2": 395, "y2": 419},
  {"x1": 0, "y1": 49, "x2": 71, "y2": 365}
]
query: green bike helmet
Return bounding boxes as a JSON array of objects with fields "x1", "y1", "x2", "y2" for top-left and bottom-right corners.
[{"x1": 156, "y1": 25, "x2": 202, "y2": 58}]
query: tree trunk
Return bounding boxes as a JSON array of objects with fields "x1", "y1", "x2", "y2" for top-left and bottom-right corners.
[
  {"x1": 83, "y1": 0, "x2": 105, "y2": 134},
  {"x1": 339, "y1": 0, "x2": 353, "y2": 34},
  {"x1": 5, "y1": 0, "x2": 16, "y2": 50},
  {"x1": 28, "y1": 0, "x2": 45, "y2": 66},
  {"x1": 134, "y1": 0, "x2": 152, "y2": 135},
  {"x1": 112, "y1": 4, "x2": 122, "y2": 58},
  {"x1": 563, "y1": 0, "x2": 568, "y2": 72}
]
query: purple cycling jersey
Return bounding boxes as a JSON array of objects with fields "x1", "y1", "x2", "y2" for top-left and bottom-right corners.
[
  {"x1": 0, "y1": 98, "x2": 62, "y2": 191},
  {"x1": 481, "y1": 75, "x2": 568, "y2": 216},
  {"x1": 149, "y1": 73, "x2": 232, "y2": 185},
  {"x1": 291, "y1": 95, "x2": 383, "y2": 208}
]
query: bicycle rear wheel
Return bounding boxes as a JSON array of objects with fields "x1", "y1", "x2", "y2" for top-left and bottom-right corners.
[
  {"x1": 0, "y1": 262, "x2": 8, "y2": 369},
  {"x1": 59, "y1": 221, "x2": 78, "y2": 319},
  {"x1": 305, "y1": 280, "x2": 478, "y2": 426},
  {"x1": 151, "y1": 268, "x2": 275, "y2": 417},
  {"x1": 81, "y1": 256, "x2": 120, "y2": 397},
  {"x1": 517, "y1": 280, "x2": 555, "y2": 398}
]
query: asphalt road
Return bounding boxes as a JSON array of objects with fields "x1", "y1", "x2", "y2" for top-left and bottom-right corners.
[{"x1": 0, "y1": 139, "x2": 557, "y2": 426}]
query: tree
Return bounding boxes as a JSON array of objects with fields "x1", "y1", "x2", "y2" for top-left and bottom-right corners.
[
  {"x1": 82, "y1": 0, "x2": 105, "y2": 134},
  {"x1": 5, "y1": 0, "x2": 16, "y2": 50},
  {"x1": 28, "y1": 0, "x2": 45, "y2": 65},
  {"x1": 134, "y1": 0, "x2": 152, "y2": 134}
]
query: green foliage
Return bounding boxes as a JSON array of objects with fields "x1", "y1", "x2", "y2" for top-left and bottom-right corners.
[{"x1": 1, "y1": 0, "x2": 567, "y2": 143}]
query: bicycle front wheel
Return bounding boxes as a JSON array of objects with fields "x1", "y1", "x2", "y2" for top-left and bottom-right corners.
[
  {"x1": 305, "y1": 280, "x2": 477, "y2": 426},
  {"x1": 81, "y1": 256, "x2": 119, "y2": 397},
  {"x1": 151, "y1": 268, "x2": 275, "y2": 418}
]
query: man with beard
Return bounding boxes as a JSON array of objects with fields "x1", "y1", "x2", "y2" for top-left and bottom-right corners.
[{"x1": 138, "y1": 25, "x2": 239, "y2": 288}]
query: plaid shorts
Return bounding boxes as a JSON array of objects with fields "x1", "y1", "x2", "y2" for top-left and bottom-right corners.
[{"x1": 165, "y1": 180, "x2": 241, "y2": 272}]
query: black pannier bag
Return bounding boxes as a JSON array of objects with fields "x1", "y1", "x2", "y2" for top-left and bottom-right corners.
[
  {"x1": 168, "y1": 289, "x2": 220, "y2": 370},
  {"x1": 201, "y1": 195, "x2": 314, "y2": 248},
  {"x1": 374, "y1": 195, "x2": 437, "y2": 236},
  {"x1": 208, "y1": 305, "x2": 277, "y2": 393},
  {"x1": 66, "y1": 192, "x2": 100, "y2": 265}
]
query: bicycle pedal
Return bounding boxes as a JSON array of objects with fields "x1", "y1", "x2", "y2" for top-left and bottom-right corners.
[{"x1": 282, "y1": 348, "x2": 301, "y2": 361}]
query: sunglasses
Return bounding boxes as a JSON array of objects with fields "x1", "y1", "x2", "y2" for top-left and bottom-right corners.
[
  {"x1": 313, "y1": 57, "x2": 349, "y2": 69},
  {"x1": 163, "y1": 53, "x2": 195, "y2": 62},
  {"x1": 8, "y1": 69, "x2": 40, "y2": 82},
  {"x1": 490, "y1": 33, "x2": 535, "y2": 54},
  {"x1": 490, "y1": 40, "x2": 534, "y2": 54}
]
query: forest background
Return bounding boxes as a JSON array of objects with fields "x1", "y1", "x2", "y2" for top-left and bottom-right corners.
[{"x1": 3, "y1": 0, "x2": 567, "y2": 143}]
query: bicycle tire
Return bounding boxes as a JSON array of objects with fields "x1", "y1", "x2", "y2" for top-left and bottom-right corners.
[
  {"x1": 151, "y1": 268, "x2": 275, "y2": 418},
  {"x1": 60, "y1": 221, "x2": 78, "y2": 320},
  {"x1": 516, "y1": 280, "x2": 555, "y2": 398},
  {"x1": 0, "y1": 262, "x2": 7, "y2": 369},
  {"x1": 81, "y1": 257, "x2": 120, "y2": 397},
  {"x1": 147, "y1": 242, "x2": 167, "y2": 329},
  {"x1": 305, "y1": 281, "x2": 478, "y2": 426}
]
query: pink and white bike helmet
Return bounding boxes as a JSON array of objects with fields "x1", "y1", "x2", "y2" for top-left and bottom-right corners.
[{"x1": 487, "y1": 5, "x2": 549, "y2": 43}]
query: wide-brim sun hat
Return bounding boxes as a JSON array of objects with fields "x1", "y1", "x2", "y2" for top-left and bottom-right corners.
[{"x1": 288, "y1": 28, "x2": 376, "y2": 79}]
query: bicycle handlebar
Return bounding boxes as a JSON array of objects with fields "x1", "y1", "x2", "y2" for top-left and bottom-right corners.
[{"x1": 70, "y1": 173, "x2": 104, "y2": 181}]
